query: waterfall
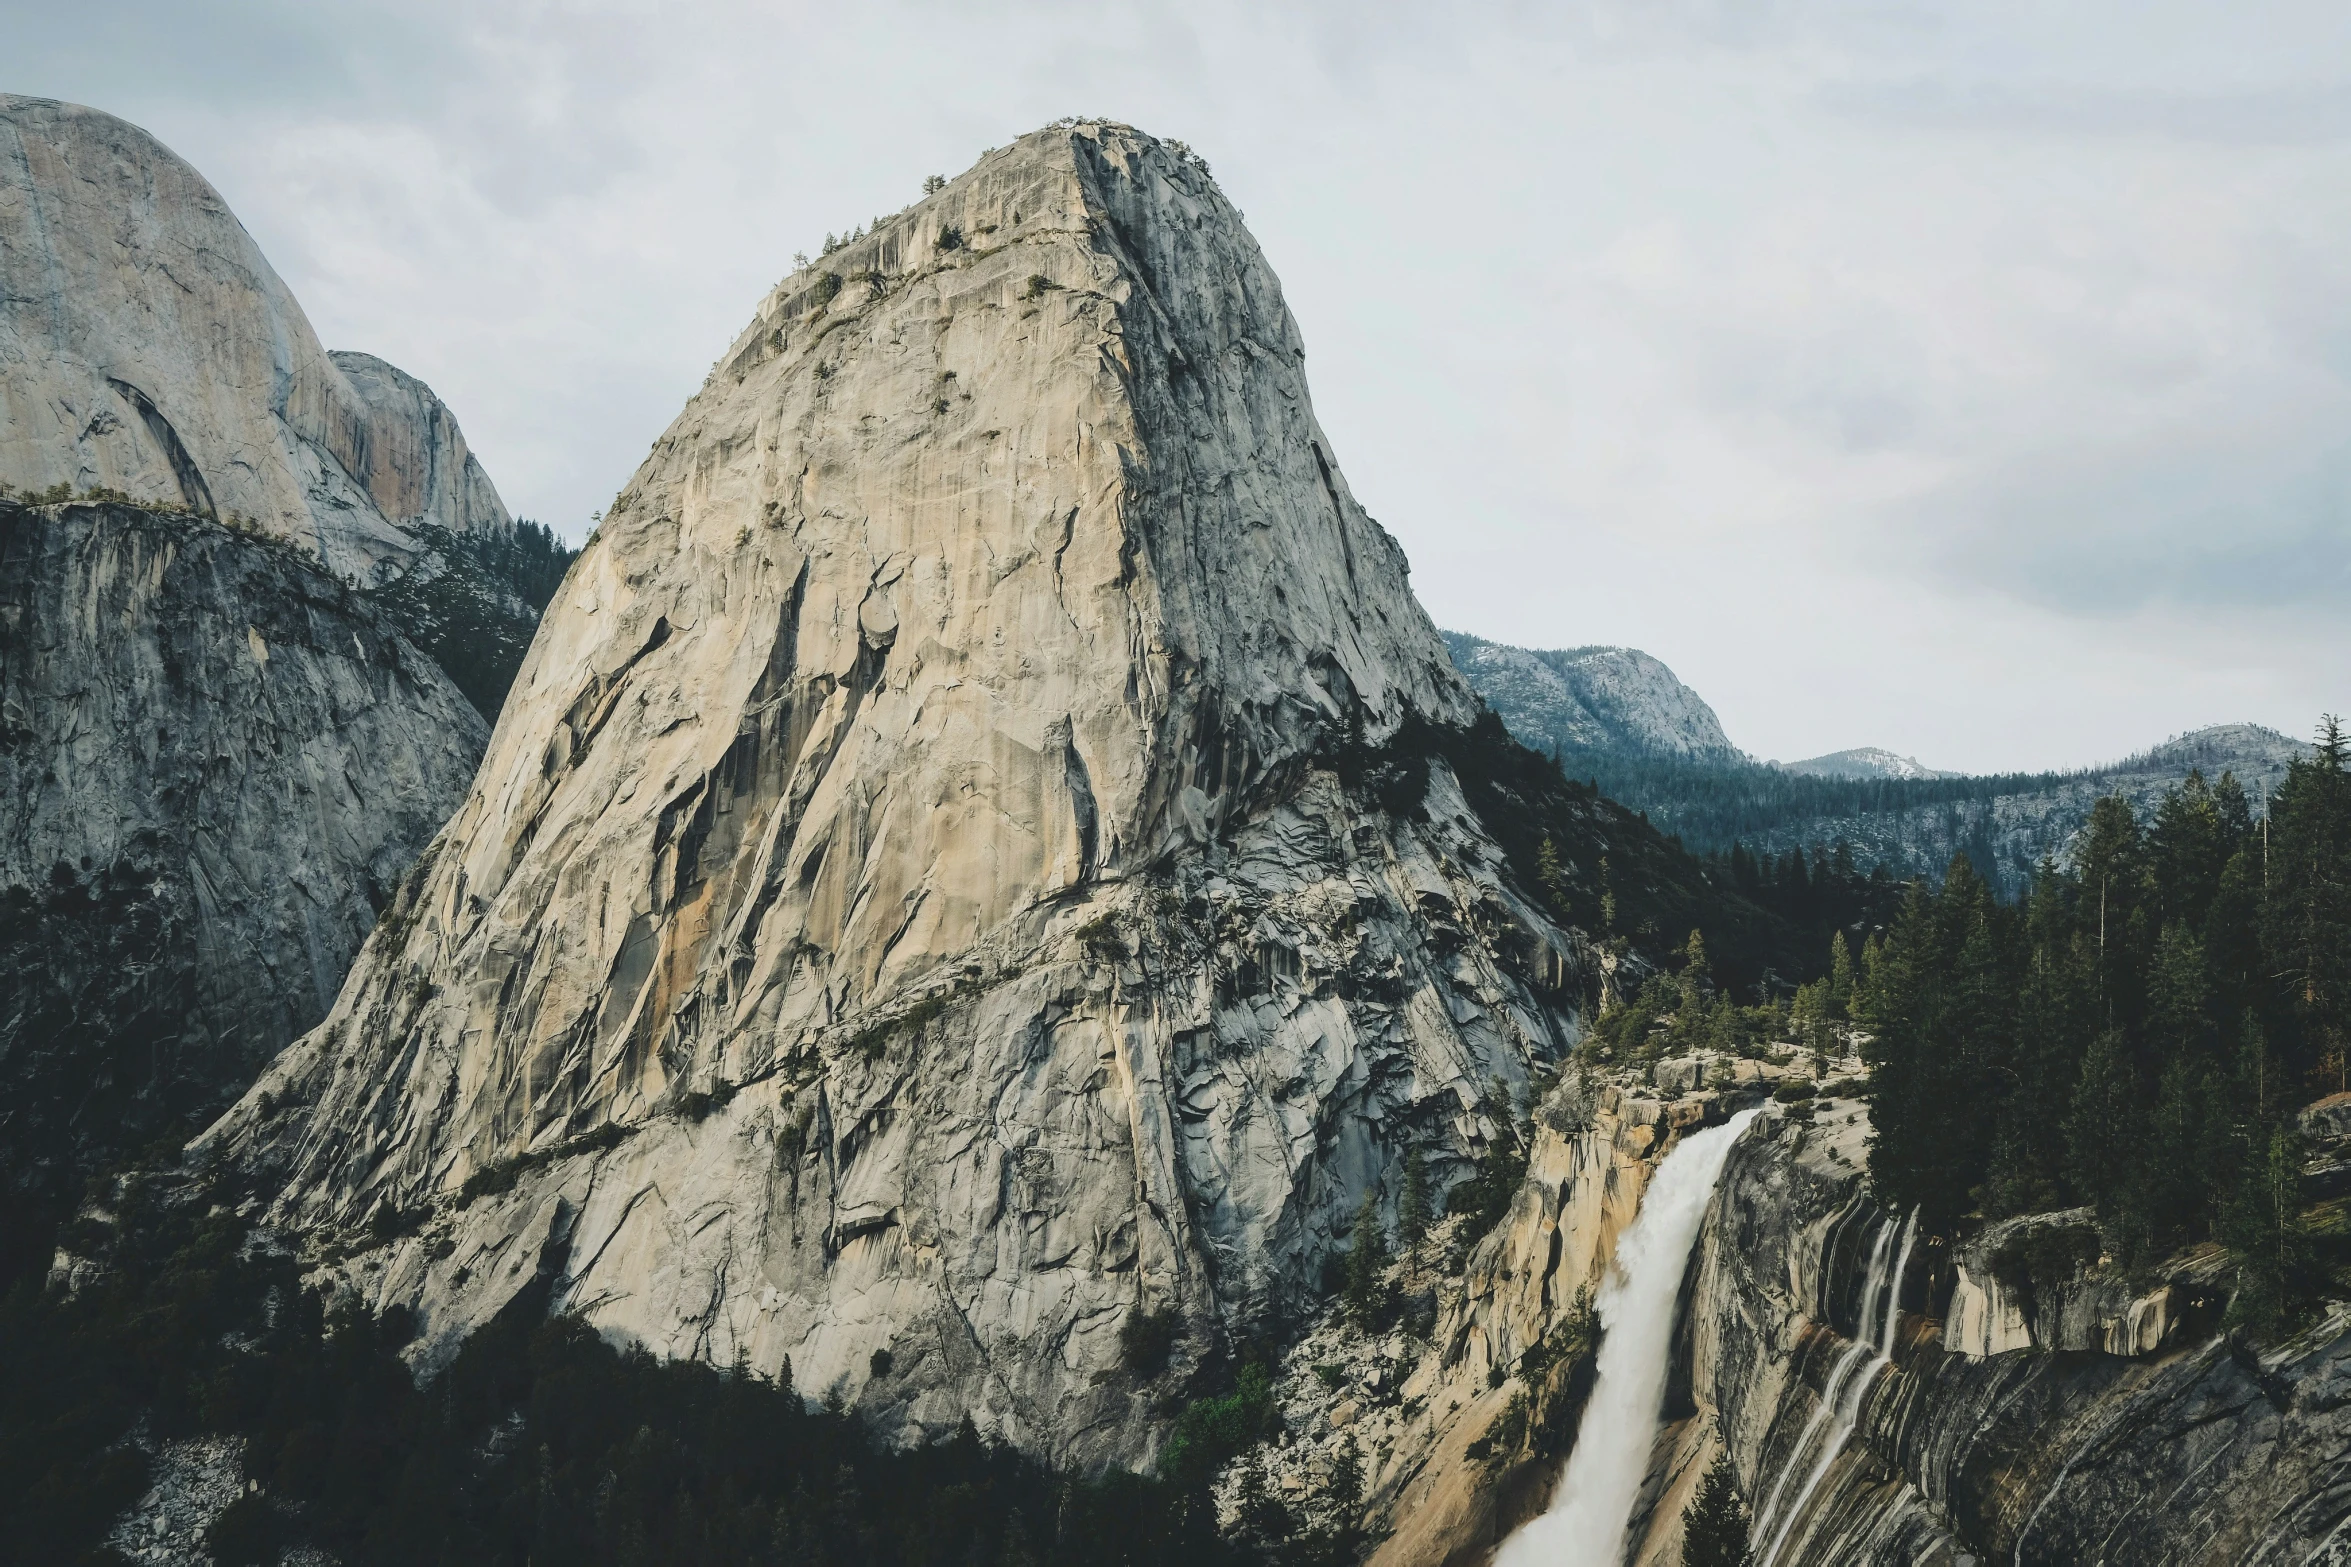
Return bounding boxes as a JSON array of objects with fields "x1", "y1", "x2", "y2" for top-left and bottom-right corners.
[
  {"x1": 1495, "y1": 1108, "x2": 1761, "y2": 1567},
  {"x1": 1752, "y1": 1206, "x2": 1919, "y2": 1567}
]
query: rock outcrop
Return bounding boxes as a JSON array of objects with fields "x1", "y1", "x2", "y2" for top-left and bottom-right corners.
[
  {"x1": 326, "y1": 351, "x2": 512, "y2": 541},
  {"x1": 1361, "y1": 1080, "x2": 1660, "y2": 1567},
  {"x1": 0, "y1": 498, "x2": 485, "y2": 1271},
  {"x1": 1440, "y1": 634, "x2": 1739, "y2": 762},
  {"x1": 0, "y1": 95, "x2": 512, "y2": 578},
  {"x1": 1627, "y1": 1101, "x2": 2351, "y2": 1566},
  {"x1": 205, "y1": 122, "x2": 1587, "y2": 1470},
  {"x1": 1264, "y1": 1068, "x2": 2345, "y2": 1566}
]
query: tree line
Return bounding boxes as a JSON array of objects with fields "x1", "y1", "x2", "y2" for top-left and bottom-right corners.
[
  {"x1": 1858, "y1": 722, "x2": 2351, "y2": 1335},
  {"x1": 0, "y1": 1170, "x2": 1245, "y2": 1567}
]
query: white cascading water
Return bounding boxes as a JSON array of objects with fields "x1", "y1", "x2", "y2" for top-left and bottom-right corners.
[
  {"x1": 1496, "y1": 1108, "x2": 1761, "y2": 1567},
  {"x1": 1752, "y1": 1207, "x2": 1919, "y2": 1567},
  {"x1": 1750, "y1": 1218, "x2": 1891, "y2": 1547}
]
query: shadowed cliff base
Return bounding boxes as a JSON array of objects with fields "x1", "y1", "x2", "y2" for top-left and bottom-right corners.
[{"x1": 0, "y1": 498, "x2": 485, "y2": 1289}]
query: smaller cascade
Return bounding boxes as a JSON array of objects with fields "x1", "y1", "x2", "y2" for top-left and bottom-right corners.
[
  {"x1": 1754, "y1": 1207, "x2": 1918, "y2": 1567},
  {"x1": 1881, "y1": 1213, "x2": 1920, "y2": 1360},
  {"x1": 1495, "y1": 1109, "x2": 1761, "y2": 1567},
  {"x1": 1751, "y1": 1217, "x2": 1893, "y2": 1544}
]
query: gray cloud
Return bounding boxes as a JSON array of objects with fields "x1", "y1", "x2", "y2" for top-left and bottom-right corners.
[
  {"x1": 4, "y1": 0, "x2": 2347, "y2": 769},
  {"x1": 1822, "y1": 78, "x2": 2351, "y2": 144}
]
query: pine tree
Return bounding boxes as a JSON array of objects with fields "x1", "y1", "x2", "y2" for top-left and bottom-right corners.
[
  {"x1": 2069, "y1": 1027, "x2": 2152, "y2": 1260},
  {"x1": 1234, "y1": 1452, "x2": 1295, "y2": 1544},
  {"x1": 2075, "y1": 795, "x2": 2149, "y2": 1025},
  {"x1": 1326, "y1": 1437, "x2": 1365, "y2": 1513},
  {"x1": 1827, "y1": 930, "x2": 1856, "y2": 1020},
  {"x1": 1677, "y1": 929, "x2": 1711, "y2": 1026},
  {"x1": 1864, "y1": 880, "x2": 1942, "y2": 1218},
  {"x1": 1345, "y1": 1189, "x2": 1389, "y2": 1327},
  {"x1": 2145, "y1": 1047, "x2": 2217, "y2": 1247},
  {"x1": 1680, "y1": 1454, "x2": 1754, "y2": 1567},
  {"x1": 1789, "y1": 980, "x2": 1827, "y2": 1049},
  {"x1": 2265, "y1": 717, "x2": 2351, "y2": 1092},
  {"x1": 2205, "y1": 847, "x2": 2264, "y2": 1018},
  {"x1": 1987, "y1": 857, "x2": 2094, "y2": 1217},
  {"x1": 1536, "y1": 836, "x2": 1570, "y2": 916},
  {"x1": 2150, "y1": 769, "x2": 2232, "y2": 930},
  {"x1": 1398, "y1": 1146, "x2": 1431, "y2": 1273},
  {"x1": 2219, "y1": 1121, "x2": 2312, "y2": 1338},
  {"x1": 1853, "y1": 931, "x2": 1888, "y2": 1027}
]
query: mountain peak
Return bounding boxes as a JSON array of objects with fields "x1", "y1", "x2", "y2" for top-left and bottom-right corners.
[
  {"x1": 208, "y1": 123, "x2": 1553, "y2": 1468},
  {"x1": 1777, "y1": 746, "x2": 1952, "y2": 781},
  {"x1": 0, "y1": 94, "x2": 509, "y2": 578},
  {"x1": 1439, "y1": 632, "x2": 1739, "y2": 760}
]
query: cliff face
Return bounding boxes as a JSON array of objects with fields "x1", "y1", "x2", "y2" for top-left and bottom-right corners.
[
  {"x1": 1363, "y1": 1082, "x2": 1661, "y2": 1567},
  {"x1": 1441, "y1": 634, "x2": 1739, "y2": 762},
  {"x1": 205, "y1": 122, "x2": 1581, "y2": 1469},
  {"x1": 1289, "y1": 1074, "x2": 2344, "y2": 1567},
  {"x1": 1640, "y1": 1102, "x2": 2351, "y2": 1566},
  {"x1": 0, "y1": 499, "x2": 485, "y2": 1268},
  {"x1": 326, "y1": 351, "x2": 513, "y2": 541},
  {"x1": 0, "y1": 95, "x2": 512, "y2": 578}
]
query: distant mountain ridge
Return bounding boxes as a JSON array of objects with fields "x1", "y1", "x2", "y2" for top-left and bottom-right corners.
[
  {"x1": 1446, "y1": 631, "x2": 2310, "y2": 892},
  {"x1": 1440, "y1": 631, "x2": 1739, "y2": 760},
  {"x1": 1779, "y1": 747, "x2": 1954, "y2": 781}
]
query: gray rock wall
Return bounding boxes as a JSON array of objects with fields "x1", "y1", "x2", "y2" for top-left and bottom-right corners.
[
  {"x1": 204, "y1": 122, "x2": 1582, "y2": 1471},
  {"x1": 1441, "y1": 633, "x2": 1739, "y2": 762},
  {"x1": 0, "y1": 498, "x2": 484, "y2": 1260},
  {"x1": 328, "y1": 351, "x2": 513, "y2": 541},
  {"x1": 1648, "y1": 1104, "x2": 2351, "y2": 1565},
  {"x1": 0, "y1": 95, "x2": 510, "y2": 580}
]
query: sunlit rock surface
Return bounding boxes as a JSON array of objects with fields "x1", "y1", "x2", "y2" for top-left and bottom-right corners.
[
  {"x1": 0, "y1": 95, "x2": 511, "y2": 578},
  {"x1": 205, "y1": 122, "x2": 1586, "y2": 1470}
]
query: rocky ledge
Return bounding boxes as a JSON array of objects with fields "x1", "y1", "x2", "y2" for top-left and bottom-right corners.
[{"x1": 1638, "y1": 1102, "x2": 2351, "y2": 1565}]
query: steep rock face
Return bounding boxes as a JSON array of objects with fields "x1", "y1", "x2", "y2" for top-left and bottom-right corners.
[
  {"x1": 1636, "y1": 1102, "x2": 2351, "y2": 1566},
  {"x1": 1440, "y1": 633, "x2": 1737, "y2": 761},
  {"x1": 1938, "y1": 1207, "x2": 2227, "y2": 1359},
  {"x1": 207, "y1": 123, "x2": 1580, "y2": 1469},
  {"x1": 327, "y1": 351, "x2": 513, "y2": 540},
  {"x1": 0, "y1": 95, "x2": 511, "y2": 577},
  {"x1": 0, "y1": 499, "x2": 485, "y2": 1268},
  {"x1": 1235, "y1": 1064, "x2": 1813, "y2": 1566}
]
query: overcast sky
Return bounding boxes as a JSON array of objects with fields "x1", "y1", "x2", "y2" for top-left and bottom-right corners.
[{"x1": 10, "y1": 1, "x2": 2349, "y2": 771}]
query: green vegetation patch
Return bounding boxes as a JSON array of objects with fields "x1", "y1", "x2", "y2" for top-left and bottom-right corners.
[{"x1": 458, "y1": 1121, "x2": 633, "y2": 1206}]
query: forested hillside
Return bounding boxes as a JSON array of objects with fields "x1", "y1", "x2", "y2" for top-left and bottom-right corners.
[
  {"x1": 1553, "y1": 723, "x2": 2305, "y2": 897},
  {"x1": 360, "y1": 519, "x2": 577, "y2": 721},
  {"x1": 1833, "y1": 728, "x2": 2345, "y2": 1333},
  {"x1": 1446, "y1": 631, "x2": 2308, "y2": 894}
]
